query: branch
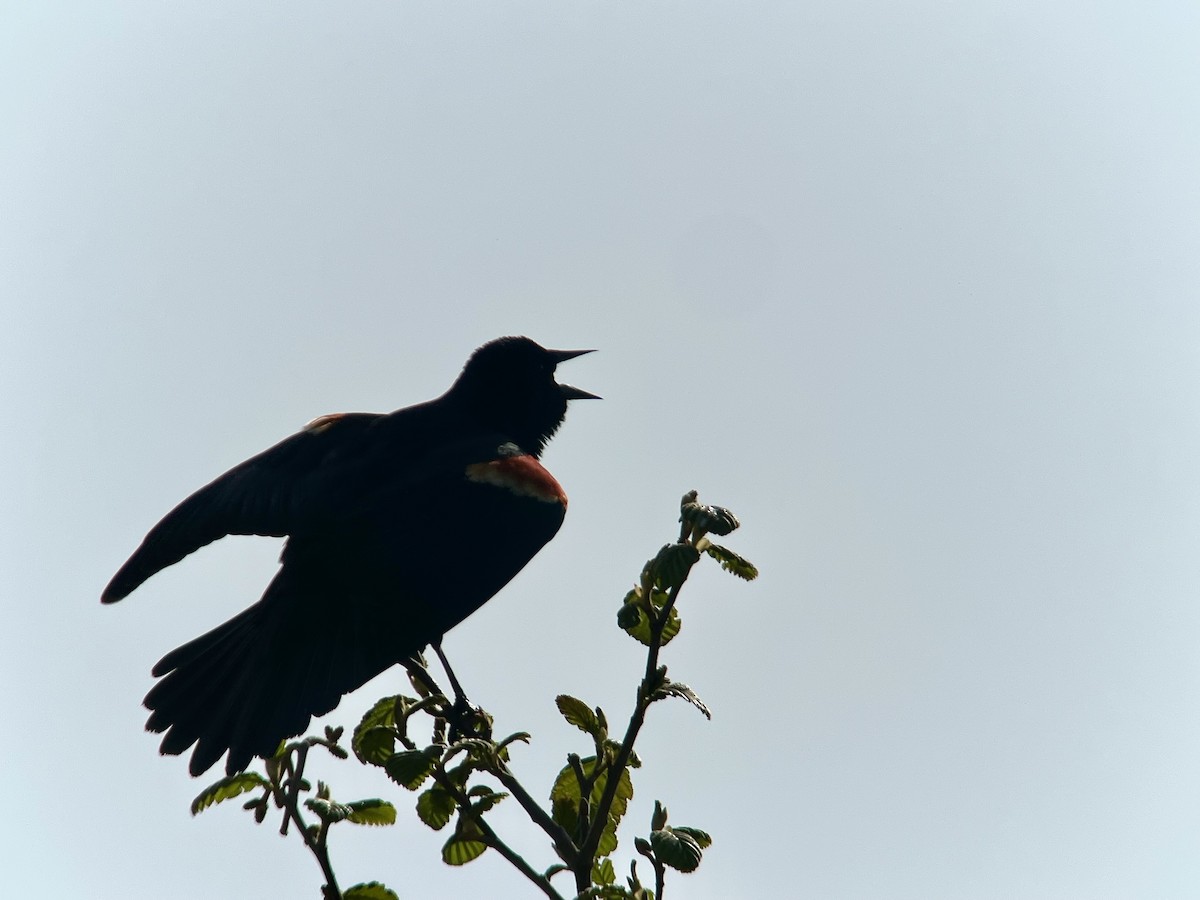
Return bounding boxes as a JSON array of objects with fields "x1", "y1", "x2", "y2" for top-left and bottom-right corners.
[
  {"x1": 575, "y1": 578, "x2": 685, "y2": 890},
  {"x1": 492, "y1": 763, "x2": 580, "y2": 867}
]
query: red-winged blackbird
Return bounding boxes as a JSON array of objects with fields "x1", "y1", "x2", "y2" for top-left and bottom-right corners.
[{"x1": 103, "y1": 336, "x2": 597, "y2": 776}]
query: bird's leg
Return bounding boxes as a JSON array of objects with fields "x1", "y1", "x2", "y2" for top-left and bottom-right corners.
[
  {"x1": 432, "y1": 640, "x2": 469, "y2": 708},
  {"x1": 432, "y1": 640, "x2": 492, "y2": 741},
  {"x1": 401, "y1": 653, "x2": 439, "y2": 698}
]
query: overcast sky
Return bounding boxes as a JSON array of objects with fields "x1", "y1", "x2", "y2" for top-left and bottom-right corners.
[{"x1": 4, "y1": 3, "x2": 1200, "y2": 898}]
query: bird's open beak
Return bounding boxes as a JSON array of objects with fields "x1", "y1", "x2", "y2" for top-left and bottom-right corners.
[
  {"x1": 550, "y1": 348, "x2": 601, "y2": 400},
  {"x1": 560, "y1": 383, "x2": 601, "y2": 400},
  {"x1": 548, "y1": 348, "x2": 596, "y2": 364}
]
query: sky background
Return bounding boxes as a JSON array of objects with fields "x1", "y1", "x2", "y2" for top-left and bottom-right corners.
[{"x1": 4, "y1": 2, "x2": 1200, "y2": 898}]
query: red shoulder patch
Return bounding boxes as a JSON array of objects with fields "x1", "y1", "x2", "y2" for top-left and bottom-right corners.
[{"x1": 465, "y1": 454, "x2": 568, "y2": 506}]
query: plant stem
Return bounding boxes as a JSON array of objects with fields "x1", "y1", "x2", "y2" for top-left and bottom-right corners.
[
  {"x1": 575, "y1": 575, "x2": 688, "y2": 893},
  {"x1": 274, "y1": 744, "x2": 341, "y2": 898}
]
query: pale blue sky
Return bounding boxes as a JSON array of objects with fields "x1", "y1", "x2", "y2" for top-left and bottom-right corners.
[{"x1": 4, "y1": 3, "x2": 1200, "y2": 897}]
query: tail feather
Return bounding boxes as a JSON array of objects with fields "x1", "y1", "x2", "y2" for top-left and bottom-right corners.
[{"x1": 143, "y1": 571, "x2": 422, "y2": 776}]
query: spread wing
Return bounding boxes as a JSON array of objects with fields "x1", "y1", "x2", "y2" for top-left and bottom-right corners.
[{"x1": 101, "y1": 412, "x2": 383, "y2": 603}]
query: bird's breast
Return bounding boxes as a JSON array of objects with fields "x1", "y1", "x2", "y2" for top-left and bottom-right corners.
[{"x1": 465, "y1": 454, "x2": 567, "y2": 507}]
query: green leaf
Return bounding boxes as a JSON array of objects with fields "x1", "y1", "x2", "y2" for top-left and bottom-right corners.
[
  {"x1": 384, "y1": 746, "x2": 440, "y2": 790},
  {"x1": 702, "y1": 543, "x2": 759, "y2": 580},
  {"x1": 352, "y1": 695, "x2": 408, "y2": 765},
  {"x1": 673, "y1": 826, "x2": 712, "y2": 849},
  {"x1": 550, "y1": 756, "x2": 634, "y2": 856},
  {"x1": 616, "y1": 598, "x2": 642, "y2": 630},
  {"x1": 497, "y1": 731, "x2": 532, "y2": 753},
  {"x1": 556, "y1": 694, "x2": 602, "y2": 740},
  {"x1": 466, "y1": 785, "x2": 509, "y2": 815},
  {"x1": 650, "y1": 826, "x2": 705, "y2": 872},
  {"x1": 650, "y1": 543, "x2": 701, "y2": 590},
  {"x1": 355, "y1": 726, "x2": 398, "y2": 767},
  {"x1": 442, "y1": 818, "x2": 488, "y2": 866},
  {"x1": 346, "y1": 799, "x2": 397, "y2": 826},
  {"x1": 652, "y1": 680, "x2": 712, "y2": 719},
  {"x1": 680, "y1": 496, "x2": 740, "y2": 537},
  {"x1": 344, "y1": 882, "x2": 399, "y2": 900},
  {"x1": 416, "y1": 786, "x2": 457, "y2": 831},
  {"x1": 443, "y1": 836, "x2": 488, "y2": 865},
  {"x1": 191, "y1": 772, "x2": 268, "y2": 815},
  {"x1": 593, "y1": 857, "x2": 616, "y2": 885},
  {"x1": 305, "y1": 797, "x2": 352, "y2": 823},
  {"x1": 619, "y1": 590, "x2": 681, "y2": 647}
]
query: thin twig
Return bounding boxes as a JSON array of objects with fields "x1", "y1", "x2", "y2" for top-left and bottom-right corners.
[
  {"x1": 273, "y1": 744, "x2": 342, "y2": 898},
  {"x1": 432, "y1": 770, "x2": 567, "y2": 900}
]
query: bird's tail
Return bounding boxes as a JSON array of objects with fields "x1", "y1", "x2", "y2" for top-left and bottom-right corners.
[{"x1": 144, "y1": 570, "x2": 407, "y2": 776}]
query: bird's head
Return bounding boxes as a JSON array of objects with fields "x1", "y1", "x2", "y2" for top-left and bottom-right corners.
[{"x1": 449, "y1": 336, "x2": 599, "y2": 456}]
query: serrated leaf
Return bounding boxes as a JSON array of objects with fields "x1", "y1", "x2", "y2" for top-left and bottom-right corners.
[
  {"x1": 191, "y1": 772, "x2": 268, "y2": 815},
  {"x1": 417, "y1": 786, "x2": 457, "y2": 831},
  {"x1": 550, "y1": 756, "x2": 634, "y2": 856},
  {"x1": 442, "y1": 820, "x2": 488, "y2": 866},
  {"x1": 673, "y1": 826, "x2": 712, "y2": 849},
  {"x1": 466, "y1": 785, "x2": 509, "y2": 815},
  {"x1": 680, "y1": 499, "x2": 740, "y2": 537},
  {"x1": 652, "y1": 680, "x2": 712, "y2": 719},
  {"x1": 650, "y1": 543, "x2": 701, "y2": 590},
  {"x1": 352, "y1": 695, "x2": 406, "y2": 764},
  {"x1": 556, "y1": 694, "x2": 602, "y2": 739},
  {"x1": 702, "y1": 543, "x2": 759, "y2": 580},
  {"x1": 444, "y1": 760, "x2": 474, "y2": 788},
  {"x1": 650, "y1": 826, "x2": 704, "y2": 872},
  {"x1": 355, "y1": 726, "x2": 397, "y2": 767},
  {"x1": 344, "y1": 882, "x2": 399, "y2": 900},
  {"x1": 346, "y1": 799, "x2": 397, "y2": 826},
  {"x1": 306, "y1": 797, "x2": 352, "y2": 823},
  {"x1": 616, "y1": 600, "x2": 642, "y2": 630},
  {"x1": 384, "y1": 746, "x2": 440, "y2": 790},
  {"x1": 620, "y1": 595, "x2": 681, "y2": 647}
]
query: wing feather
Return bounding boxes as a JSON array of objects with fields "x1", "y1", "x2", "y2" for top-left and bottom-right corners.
[{"x1": 102, "y1": 413, "x2": 382, "y2": 602}]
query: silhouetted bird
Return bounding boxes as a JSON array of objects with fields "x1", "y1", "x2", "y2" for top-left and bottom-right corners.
[{"x1": 103, "y1": 336, "x2": 597, "y2": 776}]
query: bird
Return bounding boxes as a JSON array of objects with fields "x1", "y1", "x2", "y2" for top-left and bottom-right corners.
[{"x1": 102, "y1": 336, "x2": 598, "y2": 777}]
